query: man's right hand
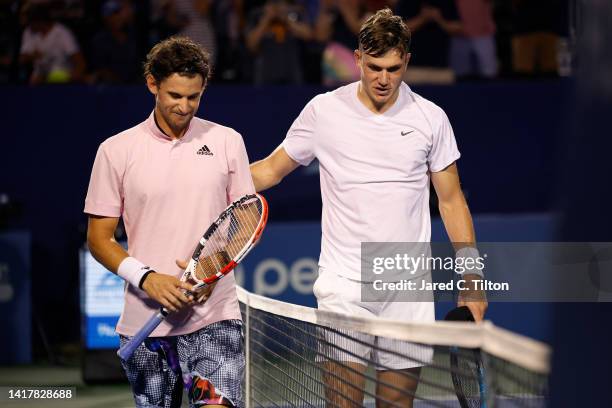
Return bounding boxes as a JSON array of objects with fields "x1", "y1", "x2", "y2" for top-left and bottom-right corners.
[{"x1": 141, "y1": 273, "x2": 195, "y2": 313}]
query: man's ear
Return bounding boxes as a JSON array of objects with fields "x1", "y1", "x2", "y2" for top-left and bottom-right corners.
[
  {"x1": 354, "y1": 49, "x2": 362, "y2": 69},
  {"x1": 145, "y1": 74, "x2": 158, "y2": 95}
]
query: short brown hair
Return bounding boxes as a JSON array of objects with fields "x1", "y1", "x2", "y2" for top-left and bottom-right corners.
[
  {"x1": 358, "y1": 8, "x2": 411, "y2": 57},
  {"x1": 143, "y1": 36, "x2": 212, "y2": 85}
]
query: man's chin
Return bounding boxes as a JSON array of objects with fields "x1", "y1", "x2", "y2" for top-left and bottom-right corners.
[
  {"x1": 172, "y1": 115, "x2": 192, "y2": 126},
  {"x1": 371, "y1": 94, "x2": 391, "y2": 106},
  {"x1": 168, "y1": 120, "x2": 190, "y2": 134}
]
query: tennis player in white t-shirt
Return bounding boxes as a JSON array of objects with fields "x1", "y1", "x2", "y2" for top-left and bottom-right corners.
[{"x1": 250, "y1": 8, "x2": 487, "y2": 408}]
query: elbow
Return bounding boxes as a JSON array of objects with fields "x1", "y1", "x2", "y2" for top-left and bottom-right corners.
[
  {"x1": 86, "y1": 231, "x2": 99, "y2": 257},
  {"x1": 86, "y1": 227, "x2": 108, "y2": 260},
  {"x1": 437, "y1": 202, "x2": 450, "y2": 219},
  {"x1": 268, "y1": 173, "x2": 283, "y2": 189},
  {"x1": 438, "y1": 203, "x2": 471, "y2": 224},
  {"x1": 438, "y1": 195, "x2": 468, "y2": 214},
  {"x1": 86, "y1": 225, "x2": 94, "y2": 251}
]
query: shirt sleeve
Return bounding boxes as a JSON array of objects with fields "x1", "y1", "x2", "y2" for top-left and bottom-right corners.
[
  {"x1": 282, "y1": 97, "x2": 318, "y2": 166},
  {"x1": 427, "y1": 109, "x2": 461, "y2": 172},
  {"x1": 84, "y1": 142, "x2": 124, "y2": 217},
  {"x1": 226, "y1": 131, "x2": 256, "y2": 202}
]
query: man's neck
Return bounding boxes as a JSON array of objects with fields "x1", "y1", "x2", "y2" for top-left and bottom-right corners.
[
  {"x1": 153, "y1": 109, "x2": 186, "y2": 140},
  {"x1": 357, "y1": 83, "x2": 400, "y2": 114}
]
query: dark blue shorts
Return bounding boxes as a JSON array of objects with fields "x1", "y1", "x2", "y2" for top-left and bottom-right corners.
[{"x1": 119, "y1": 319, "x2": 244, "y2": 408}]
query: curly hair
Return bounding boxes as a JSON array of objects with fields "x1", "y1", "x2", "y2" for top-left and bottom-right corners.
[
  {"x1": 143, "y1": 36, "x2": 212, "y2": 85},
  {"x1": 358, "y1": 8, "x2": 411, "y2": 57}
]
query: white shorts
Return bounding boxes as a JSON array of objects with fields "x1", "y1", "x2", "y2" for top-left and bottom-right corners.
[{"x1": 313, "y1": 267, "x2": 435, "y2": 370}]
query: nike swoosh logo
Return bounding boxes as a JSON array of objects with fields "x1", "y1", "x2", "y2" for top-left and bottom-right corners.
[{"x1": 401, "y1": 130, "x2": 414, "y2": 136}]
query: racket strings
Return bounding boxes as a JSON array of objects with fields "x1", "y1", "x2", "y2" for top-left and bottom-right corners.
[
  {"x1": 453, "y1": 350, "x2": 483, "y2": 404},
  {"x1": 194, "y1": 198, "x2": 263, "y2": 282}
]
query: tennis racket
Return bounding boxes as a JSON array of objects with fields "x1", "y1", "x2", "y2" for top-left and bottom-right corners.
[
  {"x1": 445, "y1": 306, "x2": 487, "y2": 408},
  {"x1": 117, "y1": 193, "x2": 268, "y2": 360}
]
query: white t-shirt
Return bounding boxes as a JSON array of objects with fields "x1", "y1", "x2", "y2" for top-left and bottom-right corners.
[
  {"x1": 20, "y1": 23, "x2": 79, "y2": 78},
  {"x1": 283, "y1": 81, "x2": 460, "y2": 281}
]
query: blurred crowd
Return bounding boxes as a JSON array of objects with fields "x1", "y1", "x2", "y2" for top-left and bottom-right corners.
[{"x1": 0, "y1": 0, "x2": 569, "y2": 86}]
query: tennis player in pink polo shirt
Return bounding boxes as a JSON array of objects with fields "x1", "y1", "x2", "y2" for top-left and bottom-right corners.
[
  {"x1": 251, "y1": 9, "x2": 487, "y2": 408},
  {"x1": 85, "y1": 37, "x2": 253, "y2": 408}
]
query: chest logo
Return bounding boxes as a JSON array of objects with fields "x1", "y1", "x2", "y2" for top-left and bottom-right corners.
[
  {"x1": 197, "y1": 145, "x2": 214, "y2": 156},
  {"x1": 401, "y1": 130, "x2": 414, "y2": 136}
]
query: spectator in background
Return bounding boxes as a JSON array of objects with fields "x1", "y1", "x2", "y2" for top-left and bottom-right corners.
[
  {"x1": 19, "y1": 1, "x2": 86, "y2": 84},
  {"x1": 90, "y1": 0, "x2": 141, "y2": 84},
  {"x1": 213, "y1": 0, "x2": 245, "y2": 82},
  {"x1": 490, "y1": 0, "x2": 513, "y2": 77},
  {"x1": 396, "y1": 0, "x2": 462, "y2": 84},
  {"x1": 175, "y1": 0, "x2": 217, "y2": 63},
  {"x1": 246, "y1": 0, "x2": 312, "y2": 85},
  {"x1": 315, "y1": 0, "x2": 366, "y2": 86},
  {"x1": 364, "y1": 0, "x2": 398, "y2": 13},
  {"x1": 0, "y1": 0, "x2": 19, "y2": 83},
  {"x1": 150, "y1": 0, "x2": 217, "y2": 63},
  {"x1": 150, "y1": 0, "x2": 181, "y2": 43},
  {"x1": 450, "y1": 0, "x2": 497, "y2": 79},
  {"x1": 297, "y1": 0, "x2": 319, "y2": 22},
  {"x1": 511, "y1": 0, "x2": 561, "y2": 77},
  {"x1": 57, "y1": 0, "x2": 91, "y2": 50}
]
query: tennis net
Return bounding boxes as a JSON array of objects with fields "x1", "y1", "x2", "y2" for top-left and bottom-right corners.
[{"x1": 237, "y1": 287, "x2": 550, "y2": 408}]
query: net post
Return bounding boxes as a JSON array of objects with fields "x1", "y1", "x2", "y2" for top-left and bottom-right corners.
[{"x1": 245, "y1": 296, "x2": 251, "y2": 408}]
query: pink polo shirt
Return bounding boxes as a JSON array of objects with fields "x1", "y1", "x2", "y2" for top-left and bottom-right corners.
[{"x1": 84, "y1": 112, "x2": 255, "y2": 337}]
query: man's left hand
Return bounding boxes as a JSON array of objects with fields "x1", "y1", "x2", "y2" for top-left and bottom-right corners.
[
  {"x1": 457, "y1": 274, "x2": 488, "y2": 322},
  {"x1": 175, "y1": 259, "x2": 218, "y2": 304}
]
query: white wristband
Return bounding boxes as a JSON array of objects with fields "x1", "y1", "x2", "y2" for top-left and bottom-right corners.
[
  {"x1": 117, "y1": 257, "x2": 153, "y2": 289},
  {"x1": 455, "y1": 247, "x2": 484, "y2": 277}
]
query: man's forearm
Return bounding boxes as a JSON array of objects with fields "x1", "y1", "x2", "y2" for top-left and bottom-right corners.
[
  {"x1": 88, "y1": 235, "x2": 129, "y2": 274},
  {"x1": 437, "y1": 19, "x2": 463, "y2": 35},
  {"x1": 250, "y1": 146, "x2": 299, "y2": 192},
  {"x1": 405, "y1": 14, "x2": 429, "y2": 32},
  {"x1": 288, "y1": 20, "x2": 313, "y2": 41},
  {"x1": 438, "y1": 196, "x2": 476, "y2": 249},
  {"x1": 250, "y1": 159, "x2": 281, "y2": 192}
]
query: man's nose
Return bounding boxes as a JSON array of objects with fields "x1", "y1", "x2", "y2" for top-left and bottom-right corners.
[
  {"x1": 178, "y1": 98, "x2": 189, "y2": 112},
  {"x1": 379, "y1": 70, "x2": 389, "y2": 85}
]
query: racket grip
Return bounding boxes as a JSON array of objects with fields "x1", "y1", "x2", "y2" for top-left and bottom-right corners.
[{"x1": 117, "y1": 310, "x2": 166, "y2": 360}]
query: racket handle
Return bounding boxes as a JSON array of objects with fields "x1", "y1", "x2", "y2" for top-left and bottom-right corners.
[{"x1": 117, "y1": 310, "x2": 167, "y2": 360}]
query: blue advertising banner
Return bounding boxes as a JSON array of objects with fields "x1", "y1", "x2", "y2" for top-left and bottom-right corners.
[
  {"x1": 0, "y1": 231, "x2": 31, "y2": 364},
  {"x1": 234, "y1": 222, "x2": 321, "y2": 307},
  {"x1": 80, "y1": 249, "x2": 125, "y2": 349}
]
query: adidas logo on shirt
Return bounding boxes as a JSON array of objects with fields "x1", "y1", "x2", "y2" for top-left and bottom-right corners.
[{"x1": 197, "y1": 145, "x2": 213, "y2": 156}]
